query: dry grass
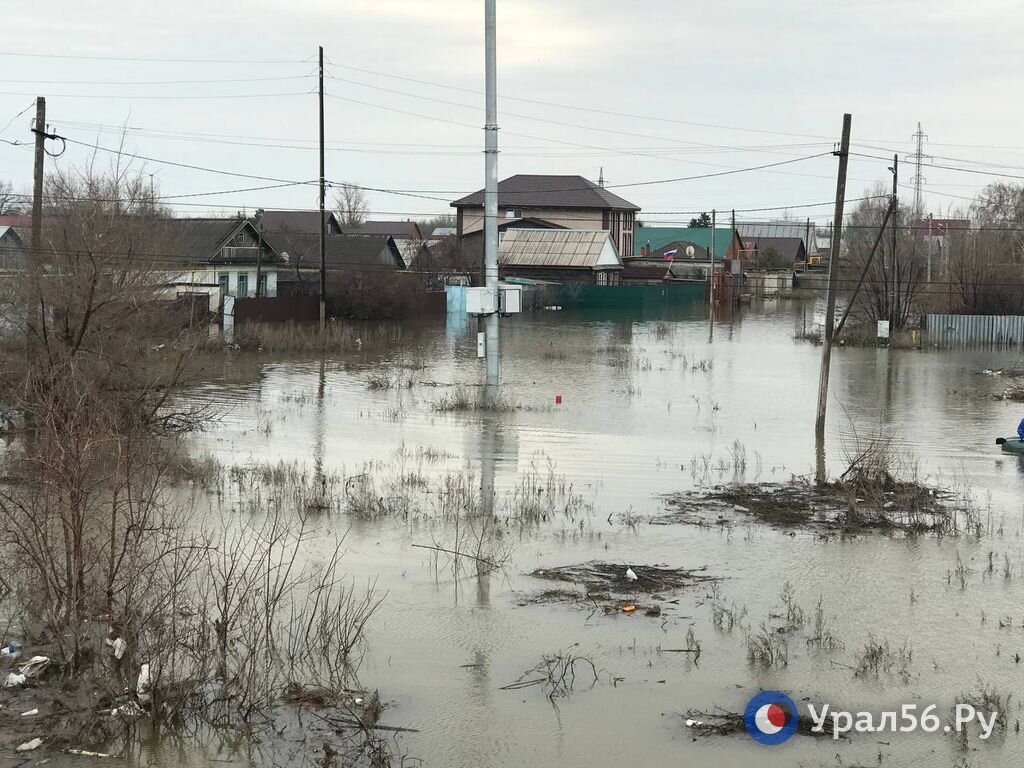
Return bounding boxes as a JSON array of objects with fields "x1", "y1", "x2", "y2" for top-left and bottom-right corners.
[
  {"x1": 224, "y1": 321, "x2": 405, "y2": 354},
  {"x1": 431, "y1": 386, "x2": 513, "y2": 413}
]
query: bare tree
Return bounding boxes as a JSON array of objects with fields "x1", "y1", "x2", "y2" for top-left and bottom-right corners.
[
  {"x1": 333, "y1": 183, "x2": 369, "y2": 229},
  {"x1": 942, "y1": 182, "x2": 1024, "y2": 314},
  {"x1": 0, "y1": 155, "x2": 209, "y2": 668},
  {"x1": 0, "y1": 179, "x2": 23, "y2": 215},
  {"x1": 842, "y1": 187, "x2": 926, "y2": 329}
]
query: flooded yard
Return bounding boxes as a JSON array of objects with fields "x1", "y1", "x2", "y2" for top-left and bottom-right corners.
[{"x1": 13, "y1": 300, "x2": 1024, "y2": 767}]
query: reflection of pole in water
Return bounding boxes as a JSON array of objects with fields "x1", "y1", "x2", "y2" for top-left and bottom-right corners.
[
  {"x1": 313, "y1": 356, "x2": 326, "y2": 490},
  {"x1": 478, "y1": 417, "x2": 498, "y2": 602}
]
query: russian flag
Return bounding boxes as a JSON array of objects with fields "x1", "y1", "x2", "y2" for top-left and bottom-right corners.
[{"x1": 663, "y1": 249, "x2": 678, "y2": 261}]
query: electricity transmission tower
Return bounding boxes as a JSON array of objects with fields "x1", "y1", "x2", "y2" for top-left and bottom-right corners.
[{"x1": 907, "y1": 122, "x2": 929, "y2": 216}]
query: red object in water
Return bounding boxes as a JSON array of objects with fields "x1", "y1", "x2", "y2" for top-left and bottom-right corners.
[{"x1": 555, "y1": 395, "x2": 562, "y2": 405}]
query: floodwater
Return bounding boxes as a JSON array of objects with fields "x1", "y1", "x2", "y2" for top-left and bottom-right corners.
[{"x1": 77, "y1": 301, "x2": 1024, "y2": 766}]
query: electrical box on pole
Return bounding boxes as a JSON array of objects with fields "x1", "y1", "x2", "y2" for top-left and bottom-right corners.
[
  {"x1": 499, "y1": 286, "x2": 522, "y2": 314},
  {"x1": 466, "y1": 287, "x2": 498, "y2": 315}
]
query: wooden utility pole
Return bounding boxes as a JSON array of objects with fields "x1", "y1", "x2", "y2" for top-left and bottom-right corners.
[
  {"x1": 254, "y1": 208, "x2": 264, "y2": 298},
  {"x1": 889, "y1": 154, "x2": 898, "y2": 323},
  {"x1": 814, "y1": 113, "x2": 852, "y2": 484},
  {"x1": 709, "y1": 209, "x2": 716, "y2": 339},
  {"x1": 318, "y1": 46, "x2": 327, "y2": 329},
  {"x1": 805, "y1": 217, "x2": 811, "y2": 270},
  {"x1": 30, "y1": 97, "x2": 46, "y2": 256}
]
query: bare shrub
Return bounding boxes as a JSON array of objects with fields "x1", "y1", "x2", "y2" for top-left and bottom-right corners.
[{"x1": 746, "y1": 623, "x2": 788, "y2": 668}]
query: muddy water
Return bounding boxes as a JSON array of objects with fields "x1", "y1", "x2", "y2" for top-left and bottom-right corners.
[{"x1": 175, "y1": 302, "x2": 1024, "y2": 766}]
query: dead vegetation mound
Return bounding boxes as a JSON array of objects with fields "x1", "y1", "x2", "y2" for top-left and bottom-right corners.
[
  {"x1": 521, "y1": 561, "x2": 717, "y2": 616},
  {"x1": 530, "y1": 561, "x2": 713, "y2": 593},
  {"x1": 661, "y1": 479, "x2": 969, "y2": 535}
]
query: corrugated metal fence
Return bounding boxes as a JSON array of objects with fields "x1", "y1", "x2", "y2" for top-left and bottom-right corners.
[{"x1": 926, "y1": 314, "x2": 1024, "y2": 347}]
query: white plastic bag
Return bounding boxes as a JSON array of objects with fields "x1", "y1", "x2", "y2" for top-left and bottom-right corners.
[
  {"x1": 3, "y1": 672, "x2": 26, "y2": 688},
  {"x1": 137, "y1": 663, "x2": 151, "y2": 705}
]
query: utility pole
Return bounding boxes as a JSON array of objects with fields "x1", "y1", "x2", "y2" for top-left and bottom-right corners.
[
  {"x1": 709, "y1": 209, "x2": 716, "y2": 335},
  {"x1": 318, "y1": 45, "x2": 327, "y2": 329},
  {"x1": 889, "y1": 154, "x2": 898, "y2": 323},
  {"x1": 805, "y1": 217, "x2": 811, "y2": 270},
  {"x1": 814, "y1": 113, "x2": 852, "y2": 485},
  {"x1": 254, "y1": 208, "x2": 264, "y2": 298},
  {"x1": 483, "y1": 0, "x2": 501, "y2": 397},
  {"x1": 30, "y1": 97, "x2": 46, "y2": 256},
  {"x1": 926, "y1": 213, "x2": 933, "y2": 283}
]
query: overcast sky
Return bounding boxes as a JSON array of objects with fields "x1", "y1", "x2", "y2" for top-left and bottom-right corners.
[{"x1": 2, "y1": 0, "x2": 1023, "y2": 227}]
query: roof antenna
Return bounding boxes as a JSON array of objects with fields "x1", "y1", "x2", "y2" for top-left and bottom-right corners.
[{"x1": 598, "y1": 167, "x2": 605, "y2": 188}]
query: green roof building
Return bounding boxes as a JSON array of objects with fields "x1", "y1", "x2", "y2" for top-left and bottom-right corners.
[{"x1": 634, "y1": 226, "x2": 742, "y2": 260}]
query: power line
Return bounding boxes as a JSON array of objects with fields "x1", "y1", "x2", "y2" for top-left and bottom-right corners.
[
  {"x1": 0, "y1": 100, "x2": 35, "y2": 135},
  {"x1": 0, "y1": 75, "x2": 313, "y2": 86},
  {"x1": 30, "y1": 128, "x2": 836, "y2": 199},
  {"x1": 326, "y1": 72, "x2": 835, "y2": 157},
  {"x1": 324, "y1": 62, "x2": 845, "y2": 142},
  {"x1": 323, "y1": 93, "x2": 855, "y2": 183},
  {"x1": 44, "y1": 118, "x2": 829, "y2": 158},
  {"x1": 0, "y1": 90, "x2": 313, "y2": 101},
  {"x1": 0, "y1": 51, "x2": 310, "y2": 64}
]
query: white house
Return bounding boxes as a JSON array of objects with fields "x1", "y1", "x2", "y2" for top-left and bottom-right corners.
[{"x1": 164, "y1": 217, "x2": 284, "y2": 311}]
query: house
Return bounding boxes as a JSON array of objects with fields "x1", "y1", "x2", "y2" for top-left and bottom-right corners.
[
  {"x1": 0, "y1": 226, "x2": 26, "y2": 270},
  {"x1": 0, "y1": 215, "x2": 31, "y2": 230},
  {"x1": 347, "y1": 220, "x2": 424, "y2": 267},
  {"x1": 451, "y1": 174, "x2": 640, "y2": 258},
  {"x1": 459, "y1": 217, "x2": 566, "y2": 266},
  {"x1": 737, "y1": 222, "x2": 817, "y2": 258},
  {"x1": 499, "y1": 229, "x2": 623, "y2": 284},
  {"x1": 167, "y1": 217, "x2": 285, "y2": 308},
  {"x1": 260, "y1": 232, "x2": 405, "y2": 295},
  {"x1": 623, "y1": 240, "x2": 727, "y2": 283},
  {"x1": 634, "y1": 226, "x2": 745, "y2": 262},
  {"x1": 260, "y1": 209, "x2": 342, "y2": 235},
  {"x1": 910, "y1": 217, "x2": 971, "y2": 258},
  {"x1": 742, "y1": 236, "x2": 806, "y2": 268}
]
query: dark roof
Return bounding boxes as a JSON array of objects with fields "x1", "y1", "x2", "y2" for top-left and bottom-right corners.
[
  {"x1": 0, "y1": 226, "x2": 25, "y2": 248},
  {"x1": 173, "y1": 218, "x2": 246, "y2": 263},
  {"x1": 261, "y1": 210, "x2": 341, "y2": 235},
  {"x1": 263, "y1": 232, "x2": 404, "y2": 270},
  {"x1": 348, "y1": 220, "x2": 422, "y2": 240},
  {"x1": 169, "y1": 217, "x2": 283, "y2": 265},
  {"x1": 451, "y1": 174, "x2": 640, "y2": 212},
  {"x1": 745, "y1": 236, "x2": 805, "y2": 262}
]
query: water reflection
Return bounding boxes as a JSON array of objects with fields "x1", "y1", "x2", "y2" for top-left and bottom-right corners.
[{"x1": 165, "y1": 304, "x2": 1024, "y2": 768}]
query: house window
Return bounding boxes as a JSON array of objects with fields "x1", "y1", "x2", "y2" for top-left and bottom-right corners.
[
  {"x1": 235, "y1": 233, "x2": 245, "y2": 245},
  {"x1": 218, "y1": 272, "x2": 230, "y2": 296},
  {"x1": 258, "y1": 273, "x2": 268, "y2": 297},
  {"x1": 237, "y1": 273, "x2": 249, "y2": 298},
  {"x1": 596, "y1": 271, "x2": 608, "y2": 285}
]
